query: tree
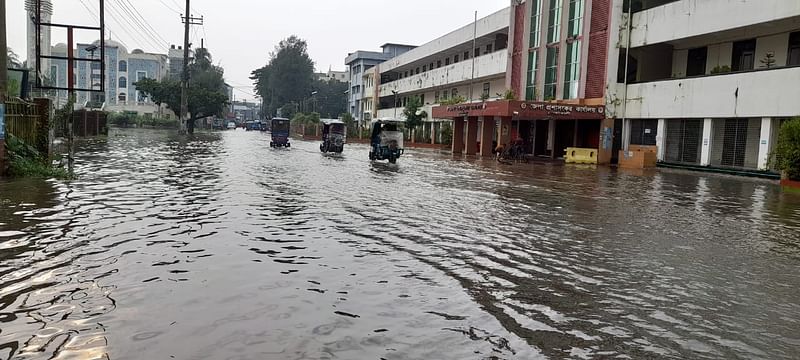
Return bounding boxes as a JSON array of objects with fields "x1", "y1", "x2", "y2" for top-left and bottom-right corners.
[
  {"x1": 135, "y1": 47, "x2": 228, "y2": 134},
  {"x1": 250, "y1": 36, "x2": 315, "y2": 117},
  {"x1": 7, "y1": 47, "x2": 22, "y2": 69},
  {"x1": 769, "y1": 117, "x2": 800, "y2": 180},
  {"x1": 311, "y1": 78, "x2": 347, "y2": 118},
  {"x1": 403, "y1": 96, "x2": 428, "y2": 131},
  {"x1": 760, "y1": 52, "x2": 776, "y2": 69}
]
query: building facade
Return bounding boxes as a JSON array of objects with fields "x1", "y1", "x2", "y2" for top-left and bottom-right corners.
[
  {"x1": 345, "y1": 44, "x2": 416, "y2": 125},
  {"x1": 49, "y1": 40, "x2": 171, "y2": 117},
  {"x1": 608, "y1": 0, "x2": 800, "y2": 172},
  {"x1": 24, "y1": 0, "x2": 52, "y2": 74},
  {"x1": 316, "y1": 69, "x2": 349, "y2": 83},
  {"x1": 376, "y1": 7, "x2": 511, "y2": 145}
]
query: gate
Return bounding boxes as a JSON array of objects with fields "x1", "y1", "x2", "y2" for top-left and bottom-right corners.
[
  {"x1": 664, "y1": 119, "x2": 703, "y2": 164},
  {"x1": 712, "y1": 118, "x2": 761, "y2": 169}
]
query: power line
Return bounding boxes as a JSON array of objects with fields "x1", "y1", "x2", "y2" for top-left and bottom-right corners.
[
  {"x1": 78, "y1": 0, "x2": 131, "y2": 49},
  {"x1": 157, "y1": 0, "x2": 182, "y2": 14},
  {"x1": 106, "y1": 0, "x2": 168, "y2": 50},
  {"x1": 103, "y1": 0, "x2": 162, "y2": 50},
  {"x1": 119, "y1": 0, "x2": 171, "y2": 46}
]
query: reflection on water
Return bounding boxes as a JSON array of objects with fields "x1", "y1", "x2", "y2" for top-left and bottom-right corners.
[{"x1": 1, "y1": 128, "x2": 799, "y2": 359}]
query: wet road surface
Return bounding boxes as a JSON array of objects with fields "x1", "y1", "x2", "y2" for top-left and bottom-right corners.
[{"x1": 1, "y1": 128, "x2": 799, "y2": 359}]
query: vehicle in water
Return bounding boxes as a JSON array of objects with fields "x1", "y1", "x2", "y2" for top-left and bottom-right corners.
[
  {"x1": 259, "y1": 120, "x2": 269, "y2": 132},
  {"x1": 245, "y1": 121, "x2": 261, "y2": 131},
  {"x1": 212, "y1": 118, "x2": 225, "y2": 130},
  {"x1": 226, "y1": 121, "x2": 237, "y2": 130},
  {"x1": 270, "y1": 117, "x2": 291, "y2": 148},
  {"x1": 369, "y1": 118, "x2": 404, "y2": 164},
  {"x1": 320, "y1": 119, "x2": 346, "y2": 153}
]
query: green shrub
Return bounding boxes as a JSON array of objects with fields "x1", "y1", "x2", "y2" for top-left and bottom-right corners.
[
  {"x1": 770, "y1": 117, "x2": 800, "y2": 180},
  {"x1": 6, "y1": 134, "x2": 70, "y2": 179},
  {"x1": 440, "y1": 122, "x2": 453, "y2": 145}
]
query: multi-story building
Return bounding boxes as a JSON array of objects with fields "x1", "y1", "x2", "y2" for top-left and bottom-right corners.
[
  {"x1": 607, "y1": 0, "x2": 800, "y2": 173},
  {"x1": 168, "y1": 45, "x2": 186, "y2": 80},
  {"x1": 49, "y1": 40, "x2": 171, "y2": 116},
  {"x1": 24, "y1": 0, "x2": 52, "y2": 74},
  {"x1": 345, "y1": 43, "x2": 415, "y2": 125},
  {"x1": 376, "y1": 7, "x2": 511, "y2": 144}
]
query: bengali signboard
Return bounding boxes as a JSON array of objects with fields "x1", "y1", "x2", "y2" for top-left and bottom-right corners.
[{"x1": 432, "y1": 100, "x2": 605, "y2": 120}]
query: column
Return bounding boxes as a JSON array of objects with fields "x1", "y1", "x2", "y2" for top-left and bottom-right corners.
[
  {"x1": 656, "y1": 119, "x2": 666, "y2": 162},
  {"x1": 621, "y1": 118, "x2": 632, "y2": 151},
  {"x1": 498, "y1": 117, "x2": 512, "y2": 147},
  {"x1": 757, "y1": 117, "x2": 774, "y2": 170},
  {"x1": 547, "y1": 119, "x2": 555, "y2": 158},
  {"x1": 479, "y1": 117, "x2": 494, "y2": 157},
  {"x1": 466, "y1": 117, "x2": 479, "y2": 155},
  {"x1": 597, "y1": 118, "x2": 615, "y2": 165},
  {"x1": 452, "y1": 118, "x2": 465, "y2": 154},
  {"x1": 700, "y1": 118, "x2": 713, "y2": 166},
  {"x1": 431, "y1": 122, "x2": 436, "y2": 145}
]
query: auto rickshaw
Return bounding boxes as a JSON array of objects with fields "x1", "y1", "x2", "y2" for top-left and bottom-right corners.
[
  {"x1": 320, "y1": 119, "x2": 346, "y2": 153},
  {"x1": 369, "y1": 118, "x2": 404, "y2": 164},
  {"x1": 270, "y1": 117, "x2": 291, "y2": 148}
]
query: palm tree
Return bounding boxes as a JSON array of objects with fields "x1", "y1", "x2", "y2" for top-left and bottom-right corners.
[{"x1": 7, "y1": 47, "x2": 23, "y2": 69}]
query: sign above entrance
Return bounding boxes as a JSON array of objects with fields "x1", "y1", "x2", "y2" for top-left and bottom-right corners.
[{"x1": 431, "y1": 100, "x2": 605, "y2": 120}]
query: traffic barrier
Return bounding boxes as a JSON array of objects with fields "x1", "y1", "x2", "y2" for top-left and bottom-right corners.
[{"x1": 564, "y1": 147, "x2": 597, "y2": 164}]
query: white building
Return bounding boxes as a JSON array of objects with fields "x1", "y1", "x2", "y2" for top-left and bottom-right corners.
[
  {"x1": 375, "y1": 7, "x2": 511, "y2": 142},
  {"x1": 24, "y1": 0, "x2": 52, "y2": 79},
  {"x1": 317, "y1": 68, "x2": 349, "y2": 83},
  {"x1": 345, "y1": 44, "x2": 416, "y2": 125},
  {"x1": 608, "y1": 0, "x2": 800, "y2": 172}
]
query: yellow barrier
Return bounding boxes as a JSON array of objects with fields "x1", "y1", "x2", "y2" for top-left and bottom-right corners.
[{"x1": 564, "y1": 147, "x2": 598, "y2": 164}]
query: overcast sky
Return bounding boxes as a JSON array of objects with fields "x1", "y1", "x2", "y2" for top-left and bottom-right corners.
[{"x1": 7, "y1": 0, "x2": 508, "y2": 101}]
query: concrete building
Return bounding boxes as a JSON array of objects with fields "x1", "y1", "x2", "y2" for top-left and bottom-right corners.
[
  {"x1": 49, "y1": 40, "x2": 171, "y2": 116},
  {"x1": 376, "y1": 7, "x2": 511, "y2": 145},
  {"x1": 345, "y1": 43, "x2": 416, "y2": 125},
  {"x1": 168, "y1": 45, "x2": 191, "y2": 80},
  {"x1": 24, "y1": 0, "x2": 53, "y2": 75},
  {"x1": 316, "y1": 68, "x2": 349, "y2": 83},
  {"x1": 607, "y1": 0, "x2": 800, "y2": 172}
]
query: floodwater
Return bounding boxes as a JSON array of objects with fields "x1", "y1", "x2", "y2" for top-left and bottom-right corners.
[{"x1": 1, "y1": 128, "x2": 799, "y2": 360}]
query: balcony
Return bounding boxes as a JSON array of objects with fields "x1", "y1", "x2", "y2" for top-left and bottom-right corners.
[
  {"x1": 378, "y1": 50, "x2": 508, "y2": 97},
  {"x1": 630, "y1": 0, "x2": 800, "y2": 48},
  {"x1": 624, "y1": 66, "x2": 800, "y2": 119}
]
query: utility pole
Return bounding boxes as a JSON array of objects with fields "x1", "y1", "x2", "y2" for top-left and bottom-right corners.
[
  {"x1": 179, "y1": 2, "x2": 203, "y2": 134},
  {"x1": 0, "y1": 0, "x2": 7, "y2": 176}
]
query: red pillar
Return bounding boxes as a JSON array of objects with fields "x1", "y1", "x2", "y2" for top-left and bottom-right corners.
[
  {"x1": 466, "y1": 117, "x2": 478, "y2": 155},
  {"x1": 452, "y1": 117, "x2": 464, "y2": 154},
  {"x1": 479, "y1": 117, "x2": 494, "y2": 157}
]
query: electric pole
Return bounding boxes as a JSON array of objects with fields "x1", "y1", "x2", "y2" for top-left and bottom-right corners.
[{"x1": 179, "y1": 2, "x2": 202, "y2": 134}]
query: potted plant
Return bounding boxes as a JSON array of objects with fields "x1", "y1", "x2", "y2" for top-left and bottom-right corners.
[{"x1": 769, "y1": 117, "x2": 800, "y2": 193}]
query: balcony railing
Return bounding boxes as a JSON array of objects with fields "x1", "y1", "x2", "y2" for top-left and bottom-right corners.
[
  {"x1": 624, "y1": 65, "x2": 800, "y2": 119},
  {"x1": 379, "y1": 50, "x2": 508, "y2": 97}
]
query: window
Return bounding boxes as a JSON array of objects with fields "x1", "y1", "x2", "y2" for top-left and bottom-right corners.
[
  {"x1": 544, "y1": 47, "x2": 559, "y2": 100},
  {"x1": 475, "y1": 48, "x2": 480, "y2": 57},
  {"x1": 136, "y1": 71, "x2": 147, "y2": 81},
  {"x1": 91, "y1": 61, "x2": 101, "y2": 70},
  {"x1": 686, "y1": 47, "x2": 707, "y2": 76},
  {"x1": 404, "y1": 71, "x2": 409, "y2": 77},
  {"x1": 526, "y1": 50, "x2": 539, "y2": 100},
  {"x1": 563, "y1": 41, "x2": 581, "y2": 99},
  {"x1": 567, "y1": 0, "x2": 584, "y2": 38},
  {"x1": 415, "y1": 67, "x2": 420, "y2": 74},
  {"x1": 430, "y1": 62, "x2": 434, "y2": 70},
  {"x1": 732, "y1": 39, "x2": 756, "y2": 71},
  {"x1": 547, "y1": 0, "x2": 563, "y2": 44},
  {"x1": 451, "y1": 88, "x2": 458, "y2": 98},
  {"x1": 485, "y1": 44, "x2": 493, "y2": 54},
  {"x1": 464, "y1": 51, "x2": 470, "y2": 60},
  {"x1": 420, "y1": 94, "x2": 425, "y2": 104},
  {"x1": 118, "y1": 76, "x2": 127, "y2": 88},
  {"x1": 437, "y1": 60, "x2": 442, "y2": 68},
  {"x1": 423, "y1": 65, "x2": 427, "y2": 72},
  {"x1": 441, "y1": 90, "x2": 448, "y2": 101},
  {"x1": 454, "y1": 54, "x2": 460, "y2": 63},
  {"x1": 118, "y1": 60, "x2": 127, "y2": 72},
  {"x1": 529, "y1": 0, "x2": 542, "y2": 48},
  {"x1": 50, "y1": 65, "x2": 58, "y2": 83},
  {"x1": 118, "y1": 92, "x2": 127, "y2": 103},
  {"x1": 482, "y1": 82, "x2": 490, "y2": 99},
  {"x1": 435, "y1": 91, "x2": 440, "y2": 103},
  {"x1": 630, "y1": 119, "x2": 658, "y2": 145},
  {"x1": 445, "y1": 58, "x2": 451, "y2": 66},
  {"x1": 789, "y1": 31, "x2": 800, "y2": 66}
]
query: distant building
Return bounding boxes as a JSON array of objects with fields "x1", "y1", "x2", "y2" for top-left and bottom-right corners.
[
  {"x1": 49, "y1": 40, "x2": 171, "y2": 117},
  {"x1": 231, "y1": 100, "x2": 259, "y2": 122},
  {"x1": 344, "y1": 43, "x2": 416, "y2": 125},
  {"x1": 168, "y1": 44, "x2": 191, "y2": 80},
  {"x1": 24, "y1": 0, "x2": 53, "y2": 74},
  {"x1": 316, "y1": 68, "x2": 349, "y2": 83}
]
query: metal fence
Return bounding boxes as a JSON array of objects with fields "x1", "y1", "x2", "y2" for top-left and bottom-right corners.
[{"x1": 4, "y1": 99, "x2": 49, "y2": 153}]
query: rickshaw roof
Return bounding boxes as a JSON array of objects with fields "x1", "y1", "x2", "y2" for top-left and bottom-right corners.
[
  {"x1": 372, "y1": 117, "x2": 406, "y2": 125},
  {"x1": 272, "y1": 117, "x2": 290, "y2": 122},
  {"x1": 321, "y1": 118, "x2": 345, "y2": 125}
]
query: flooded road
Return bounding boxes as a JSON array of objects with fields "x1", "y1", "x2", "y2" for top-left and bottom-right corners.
[{"x1": 1, "y1": 128, "x2": 800, "y2": 359}]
